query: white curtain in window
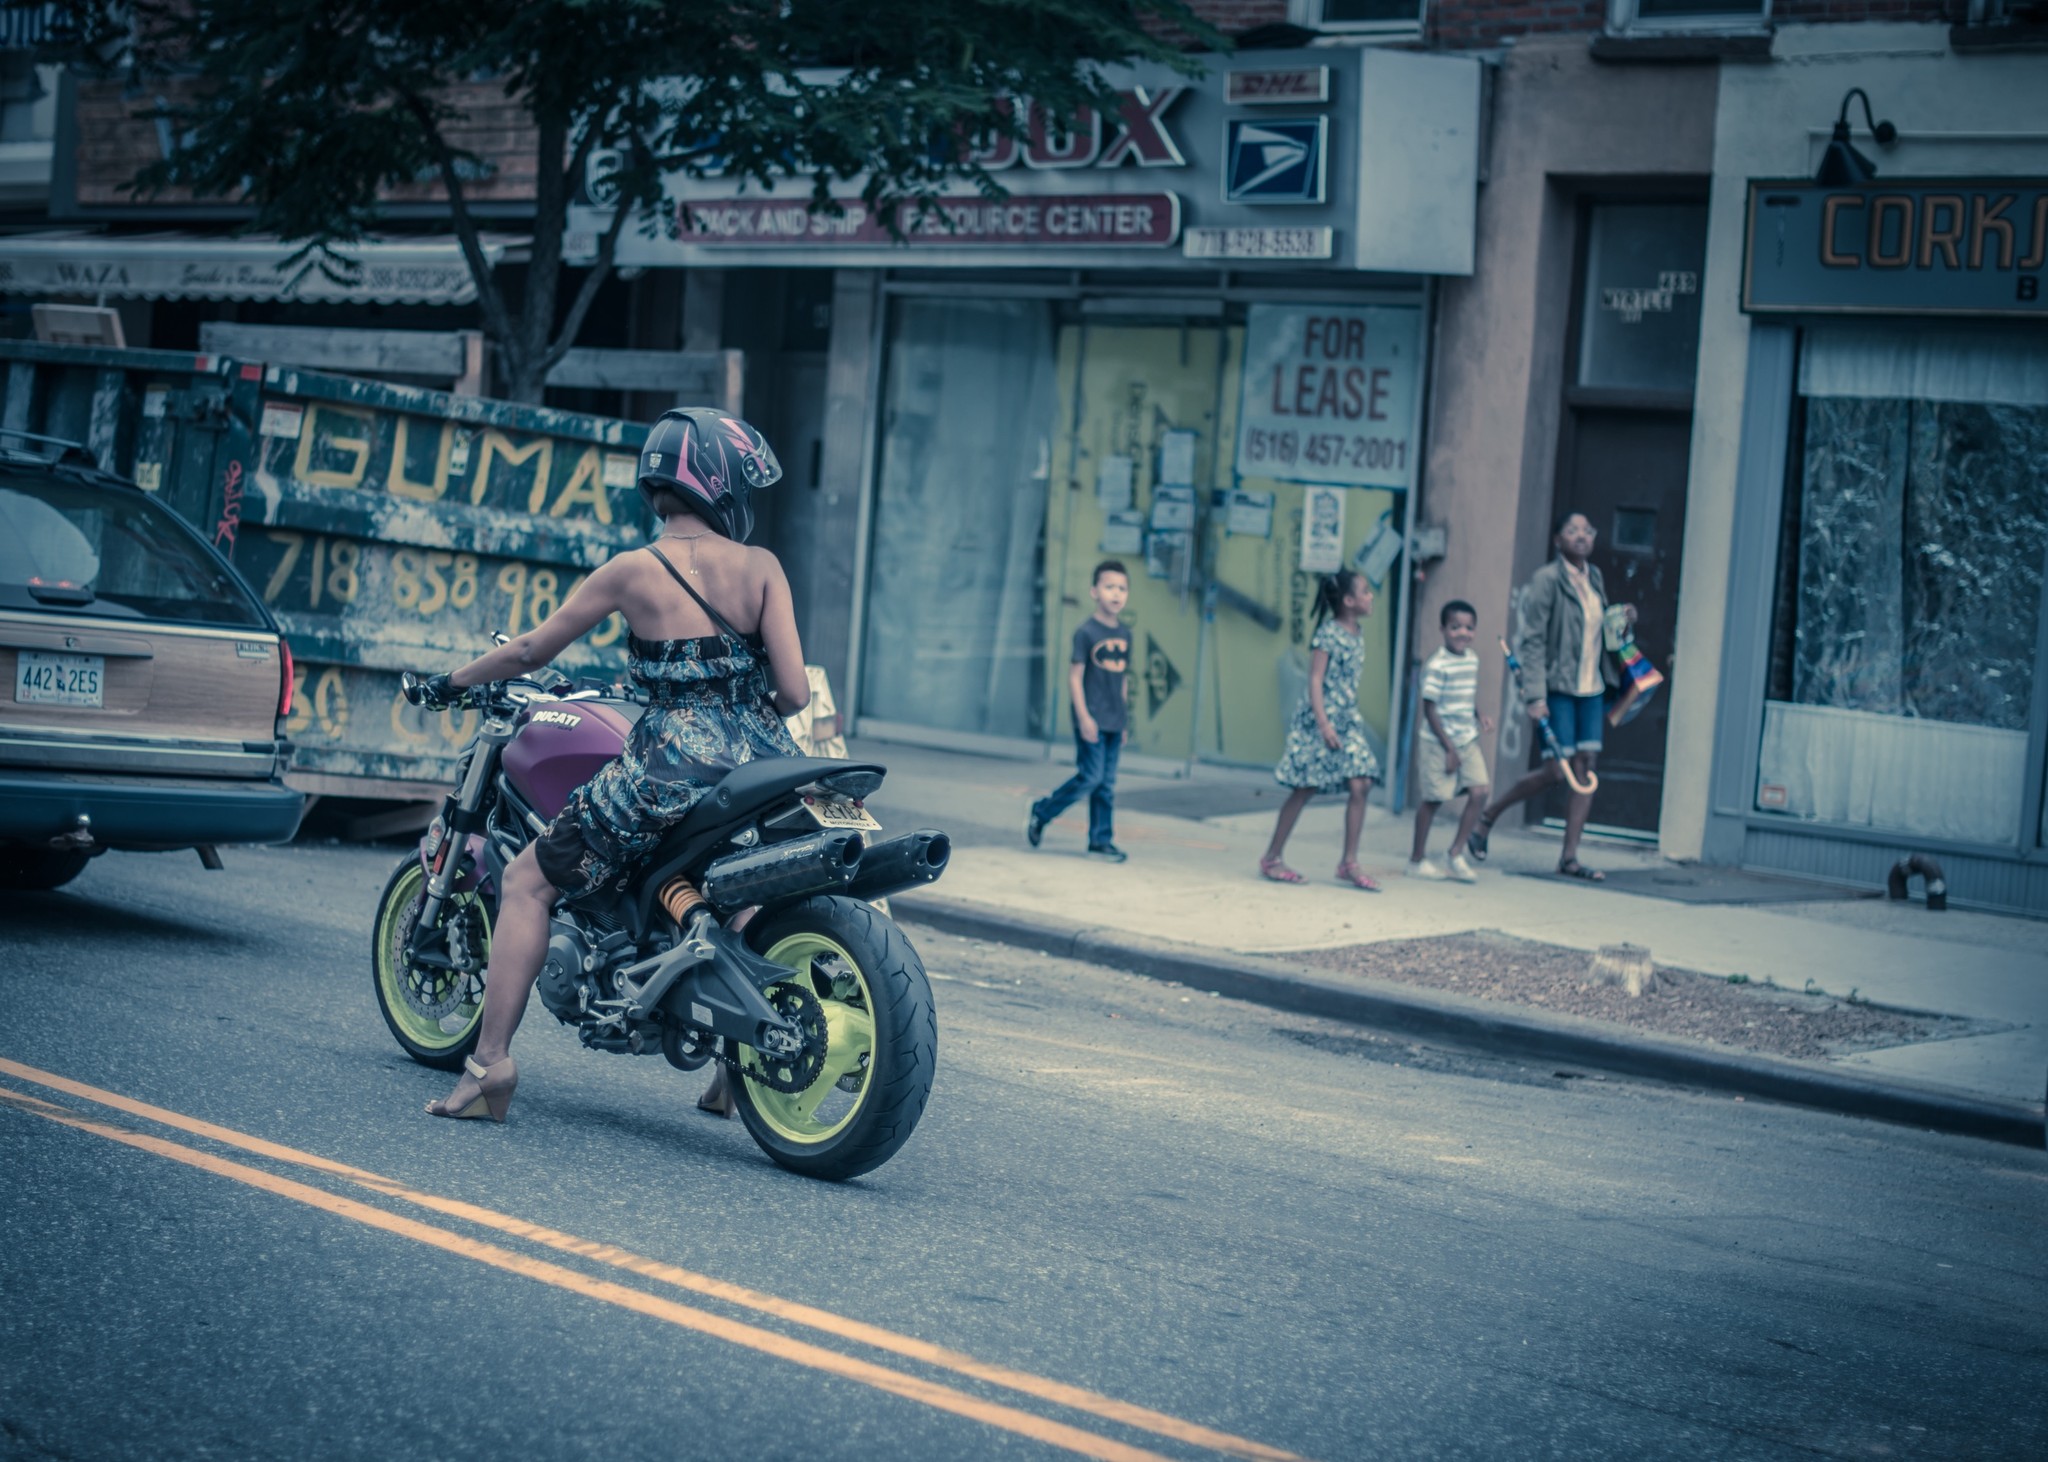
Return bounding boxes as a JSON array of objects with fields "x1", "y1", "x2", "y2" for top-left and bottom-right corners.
[
  {"x1": 1800, "y1": 324, "x2": 2048, "y2": 406},
  {"x1": 1758, "y1": 701, "x2": 2026, "y2": 847}
]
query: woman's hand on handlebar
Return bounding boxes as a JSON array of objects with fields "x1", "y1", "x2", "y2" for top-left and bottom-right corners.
[{"x1": 402, "y1": 671, "x2": 464, "y2": 710}]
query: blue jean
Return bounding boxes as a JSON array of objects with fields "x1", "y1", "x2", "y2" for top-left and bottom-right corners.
[
  {"x1": 1543, "y1": 691, "x2": 1607, "y2": 756},
  {"x1": 1034, "y1": 728, "x2": 1122, "y2": 848}
]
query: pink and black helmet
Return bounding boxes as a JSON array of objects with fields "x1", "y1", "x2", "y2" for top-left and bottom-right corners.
[{"x1": 636, "y1": 407, "x2": 782, "y2": 543}]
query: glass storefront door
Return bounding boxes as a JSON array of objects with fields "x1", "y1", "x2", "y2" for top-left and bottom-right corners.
[{"x1": 859, "y1": 297, "x2": 1059, "y2": 739}]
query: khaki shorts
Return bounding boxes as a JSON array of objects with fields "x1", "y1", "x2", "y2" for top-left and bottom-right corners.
[{"x1": 1417, "y1": 734, "x2": 1488, "y2": 803}]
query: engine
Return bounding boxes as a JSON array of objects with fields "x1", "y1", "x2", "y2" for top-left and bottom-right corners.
[{"x1": 535, "y1": 910, "x2": 636, "y2": 1023}]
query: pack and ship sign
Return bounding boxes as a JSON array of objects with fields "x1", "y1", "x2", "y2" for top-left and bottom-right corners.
[{"x1": 1224, "y1": 118, "x2": 1327, "y2": 205}]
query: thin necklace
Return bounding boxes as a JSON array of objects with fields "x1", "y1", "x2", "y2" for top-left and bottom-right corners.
[{"x1": 662, "y1": 528, "x2": 714, "y2": 578}]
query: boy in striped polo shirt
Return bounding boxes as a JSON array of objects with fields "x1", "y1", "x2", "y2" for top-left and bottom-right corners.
[{"x1": 1408, "y1": 600, "x2": 1493, "y2": 883}]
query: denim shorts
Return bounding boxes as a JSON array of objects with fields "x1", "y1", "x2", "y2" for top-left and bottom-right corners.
[{"x1": 1544, "y1": 691, "x2": 1606, "y2": 756}]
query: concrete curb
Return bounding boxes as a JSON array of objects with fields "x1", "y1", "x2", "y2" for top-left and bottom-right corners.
[{"x1": 894, "y1": 891, "x2": 2047, "y2": 1150}]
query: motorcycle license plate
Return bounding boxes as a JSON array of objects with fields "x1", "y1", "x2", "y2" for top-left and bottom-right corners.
[
  {"x1": 804, "y1": 794, "x2": 881, "y2": 832},
  {"x1": 16, "y1": 652, "x2": 104, "y2": 707}
]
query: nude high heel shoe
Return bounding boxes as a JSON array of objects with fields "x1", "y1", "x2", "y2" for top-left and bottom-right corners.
[{"x1": 427, "y1": 1054, "x2": 518, "y2": 1122}]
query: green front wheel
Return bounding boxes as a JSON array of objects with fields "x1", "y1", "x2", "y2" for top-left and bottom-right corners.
[{"x1": 371, "y1": 855, "x2": 491, "y2": 1070}]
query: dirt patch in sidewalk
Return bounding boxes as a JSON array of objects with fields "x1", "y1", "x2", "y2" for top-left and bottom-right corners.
[{"x1": 1290, "y1": 932, "x2": 1987, "y2": 1060}]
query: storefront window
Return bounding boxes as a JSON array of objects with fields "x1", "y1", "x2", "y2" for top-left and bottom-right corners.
[
  {"x1": 1758, "y1": 325, "x2": 2048, "y2": 846},
  {"x1": 860, "y1": 297, "x2": 1058, "y2": 739},
  {"x1": 1576, "y1": 203, "x2": 1707, "y2": 395}
]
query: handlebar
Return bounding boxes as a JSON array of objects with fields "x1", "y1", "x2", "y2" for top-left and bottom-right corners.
[{"x1": 400, "y1": 668, "x2": 573, "y2": 714}]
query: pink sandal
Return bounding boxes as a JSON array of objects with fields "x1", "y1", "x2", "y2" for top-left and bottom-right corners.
[
  {"x1": 1260, "y1": 855, "x2": 1306, "y2": 884},
  {"x1": 1336, "y1": 861, "x2": 1383, "y2": 893}
]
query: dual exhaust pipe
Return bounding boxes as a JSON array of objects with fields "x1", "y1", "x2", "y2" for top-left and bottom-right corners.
[{"x1": 699, "y1": 827, "x2": 951, "y2": 910}]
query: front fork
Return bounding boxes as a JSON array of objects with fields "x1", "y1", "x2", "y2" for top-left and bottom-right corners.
[{"x1": 411, "y1": 718, "x2": 513, "y2": 954}]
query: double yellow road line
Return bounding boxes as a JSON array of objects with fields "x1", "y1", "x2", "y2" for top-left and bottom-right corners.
[{"x1": 0, "y1": 1057, "x2": 1305, "y2": 1462}]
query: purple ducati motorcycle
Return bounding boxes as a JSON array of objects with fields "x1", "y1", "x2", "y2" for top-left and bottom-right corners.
[{"x1": 369, "y1": 664, "x2": 946, "y2": 1181}]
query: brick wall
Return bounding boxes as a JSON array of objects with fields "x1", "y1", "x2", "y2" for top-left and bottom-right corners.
[
  {"x1": 1429, "y1": 0, "x2": 1603, "y2": 50},
  {"x1": 1774, "y1": 0, "x2": 1951, "y2": 21},
  {"x1": 1181, "y1": 0, "x2": 1969, "y2": 50},
  {"x1": 1184, "y1": 0, "x2": 1292, "y2": 32}
]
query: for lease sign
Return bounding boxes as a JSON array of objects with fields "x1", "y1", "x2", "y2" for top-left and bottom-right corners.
[{"x1": 1234, "y1": 304, "x2": 1420, "y2": 489}]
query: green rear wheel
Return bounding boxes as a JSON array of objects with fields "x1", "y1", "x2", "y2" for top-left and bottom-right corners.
[
  {"x1": 371, "y1": 855, "x2": 491, "y2": 1070},
  {"x1": 730, "y1": 897, "x2": 936, "y2": 1181}
]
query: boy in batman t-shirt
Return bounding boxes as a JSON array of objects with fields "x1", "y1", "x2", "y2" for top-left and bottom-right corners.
[{"x1": 1025, "y1": 561, "x2": 1132, "y2": 862}]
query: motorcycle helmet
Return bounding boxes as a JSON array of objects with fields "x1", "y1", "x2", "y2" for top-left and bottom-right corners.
[{"x1": 636, "y1": 407, "x2": 782, "y2": 543}]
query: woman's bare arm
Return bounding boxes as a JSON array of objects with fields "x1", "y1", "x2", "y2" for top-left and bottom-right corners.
[
  {"x1": 754, "y1": 552, "x2": 810, "y2": 716},
  {"x1": 449, "y1": 559, "x2": 625, "y2": 688}
]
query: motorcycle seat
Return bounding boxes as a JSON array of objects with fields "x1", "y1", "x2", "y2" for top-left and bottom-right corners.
[{"x1": 676, "y1": 755, "x2": 885, "y2": 838}]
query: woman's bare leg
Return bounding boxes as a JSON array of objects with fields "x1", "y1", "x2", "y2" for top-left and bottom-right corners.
[
  {"x1": 432, "y1": 844, "x2": 556, "y2": 1111},
  {"x1": 1263, "y1": 787, "x2": 1316, "y2": 862},
  {"x1": 1478, "y1": 761, "x2": 1561, "y2": 831}
]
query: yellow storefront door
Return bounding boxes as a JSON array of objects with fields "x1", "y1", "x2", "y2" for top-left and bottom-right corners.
[
  {"x1": 1043, "y1": 321, "x2": 1223, "y2": 761},
  {"x1": 1043, "y1": 317, "x2": 1404, "y2": 773}
]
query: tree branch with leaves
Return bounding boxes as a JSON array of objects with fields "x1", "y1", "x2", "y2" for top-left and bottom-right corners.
[{"x1": 49, "y1": 1, "x2": 1216, "y2": 402}]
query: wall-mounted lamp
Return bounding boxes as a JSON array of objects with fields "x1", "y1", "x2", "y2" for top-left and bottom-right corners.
[{"x1": 1815, "y1": 88, "x2": 1898, "y2": 186}]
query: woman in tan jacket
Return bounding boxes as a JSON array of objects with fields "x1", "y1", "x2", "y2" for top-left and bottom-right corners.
[{"x1": 1466, "y1": 511, "x2": 1628, "y2": 881}]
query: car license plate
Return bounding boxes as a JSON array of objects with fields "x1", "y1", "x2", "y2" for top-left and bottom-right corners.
[
  {"x1": 804, "y1": 794, "x2": 881, "y2": 833},
  {"x1": 15, "y1": 651, "x2": 104, "y2": 707}
]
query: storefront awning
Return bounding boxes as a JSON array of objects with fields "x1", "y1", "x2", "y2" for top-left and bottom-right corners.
[{"x1": 0, "y1": 232, "x2": 527, "y2": 306}]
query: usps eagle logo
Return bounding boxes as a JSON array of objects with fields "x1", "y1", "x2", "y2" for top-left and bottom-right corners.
[{"x1": 1223, "y1": 118, "x2": 1327, "y2": 206}]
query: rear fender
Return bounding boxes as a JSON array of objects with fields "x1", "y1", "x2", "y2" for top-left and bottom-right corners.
[{"x1": 418, "y1": 829, "x2": 492, "y2": 898}]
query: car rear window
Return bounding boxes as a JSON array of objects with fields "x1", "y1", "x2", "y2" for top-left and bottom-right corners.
[{"x1": 0, "y1": 473, "x2": 268, "y2": 628}]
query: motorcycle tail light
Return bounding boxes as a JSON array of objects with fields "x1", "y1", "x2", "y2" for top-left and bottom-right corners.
[{"x1": 277, "y1": 639, "x2": 295, "y2": 718}]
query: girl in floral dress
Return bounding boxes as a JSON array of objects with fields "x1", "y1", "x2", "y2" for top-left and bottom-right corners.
[{"x1": 1261, "y1": 569, "x2": 1384, "y2": 891}]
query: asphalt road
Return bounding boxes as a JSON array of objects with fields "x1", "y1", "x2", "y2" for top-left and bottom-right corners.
[{"x1": 2, "y1": 842, "x2": 2044, "y2": 1462}]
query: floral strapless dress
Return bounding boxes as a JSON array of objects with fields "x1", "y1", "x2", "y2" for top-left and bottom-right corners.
[{"x1": 533, "y1": 631, "x2": 799, "y2": 902}]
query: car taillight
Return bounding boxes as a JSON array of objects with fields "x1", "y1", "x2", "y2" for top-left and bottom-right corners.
[{"x1": 278, "y1": 639, "x2": 294, "y2": 718}]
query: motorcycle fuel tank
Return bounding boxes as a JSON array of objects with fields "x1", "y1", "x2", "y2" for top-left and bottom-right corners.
[{"x1": 502, "y1": 700, "x2": 633, "y2": 818}]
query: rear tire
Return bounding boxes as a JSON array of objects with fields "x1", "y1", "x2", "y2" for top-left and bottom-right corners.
[
  {"x1": 371, "y1": 855, "x2": 491, "y2": 1070},
  {"x1": 730, "y1": 896, "x2": 936, "y2": 1182},
  {"x1": 0, "y1": 848, "x2": 92, "y2": 891}
]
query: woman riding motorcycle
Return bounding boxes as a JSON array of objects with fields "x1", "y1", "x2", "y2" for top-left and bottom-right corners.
[{"x1": 412, "y1": 408, "x2": 809, "y2": 1123}]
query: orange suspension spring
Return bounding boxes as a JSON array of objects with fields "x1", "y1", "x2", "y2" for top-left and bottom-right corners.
[{"x1": 658, "y1": 875, "x2": 707, "y2": 927}]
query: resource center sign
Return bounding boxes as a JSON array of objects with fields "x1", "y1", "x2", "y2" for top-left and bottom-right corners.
[
  {"x1": 583, "y1": 47, "x2": 1479, "y2": 275},
  {"x1": 1234, "y1": 304, "x2": 1421, "y2": 490}
]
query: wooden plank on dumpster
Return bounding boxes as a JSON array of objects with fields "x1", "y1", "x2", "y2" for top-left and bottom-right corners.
[
  {"x1": 545, "y1": 347, "x2": 742, "y2": 402},
  {"x1": 200, "y1": 323, "x2": 469, "y2": 380}
]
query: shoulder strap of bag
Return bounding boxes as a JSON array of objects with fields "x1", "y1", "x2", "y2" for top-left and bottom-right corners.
[{"x1": 644, "y1": 544, "x2": 755, "y2": 649}]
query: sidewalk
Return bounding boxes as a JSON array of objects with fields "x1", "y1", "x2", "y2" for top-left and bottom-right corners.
[{"x1": 854, "y1": 735, "x2": 2048, "y2": 1129}]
